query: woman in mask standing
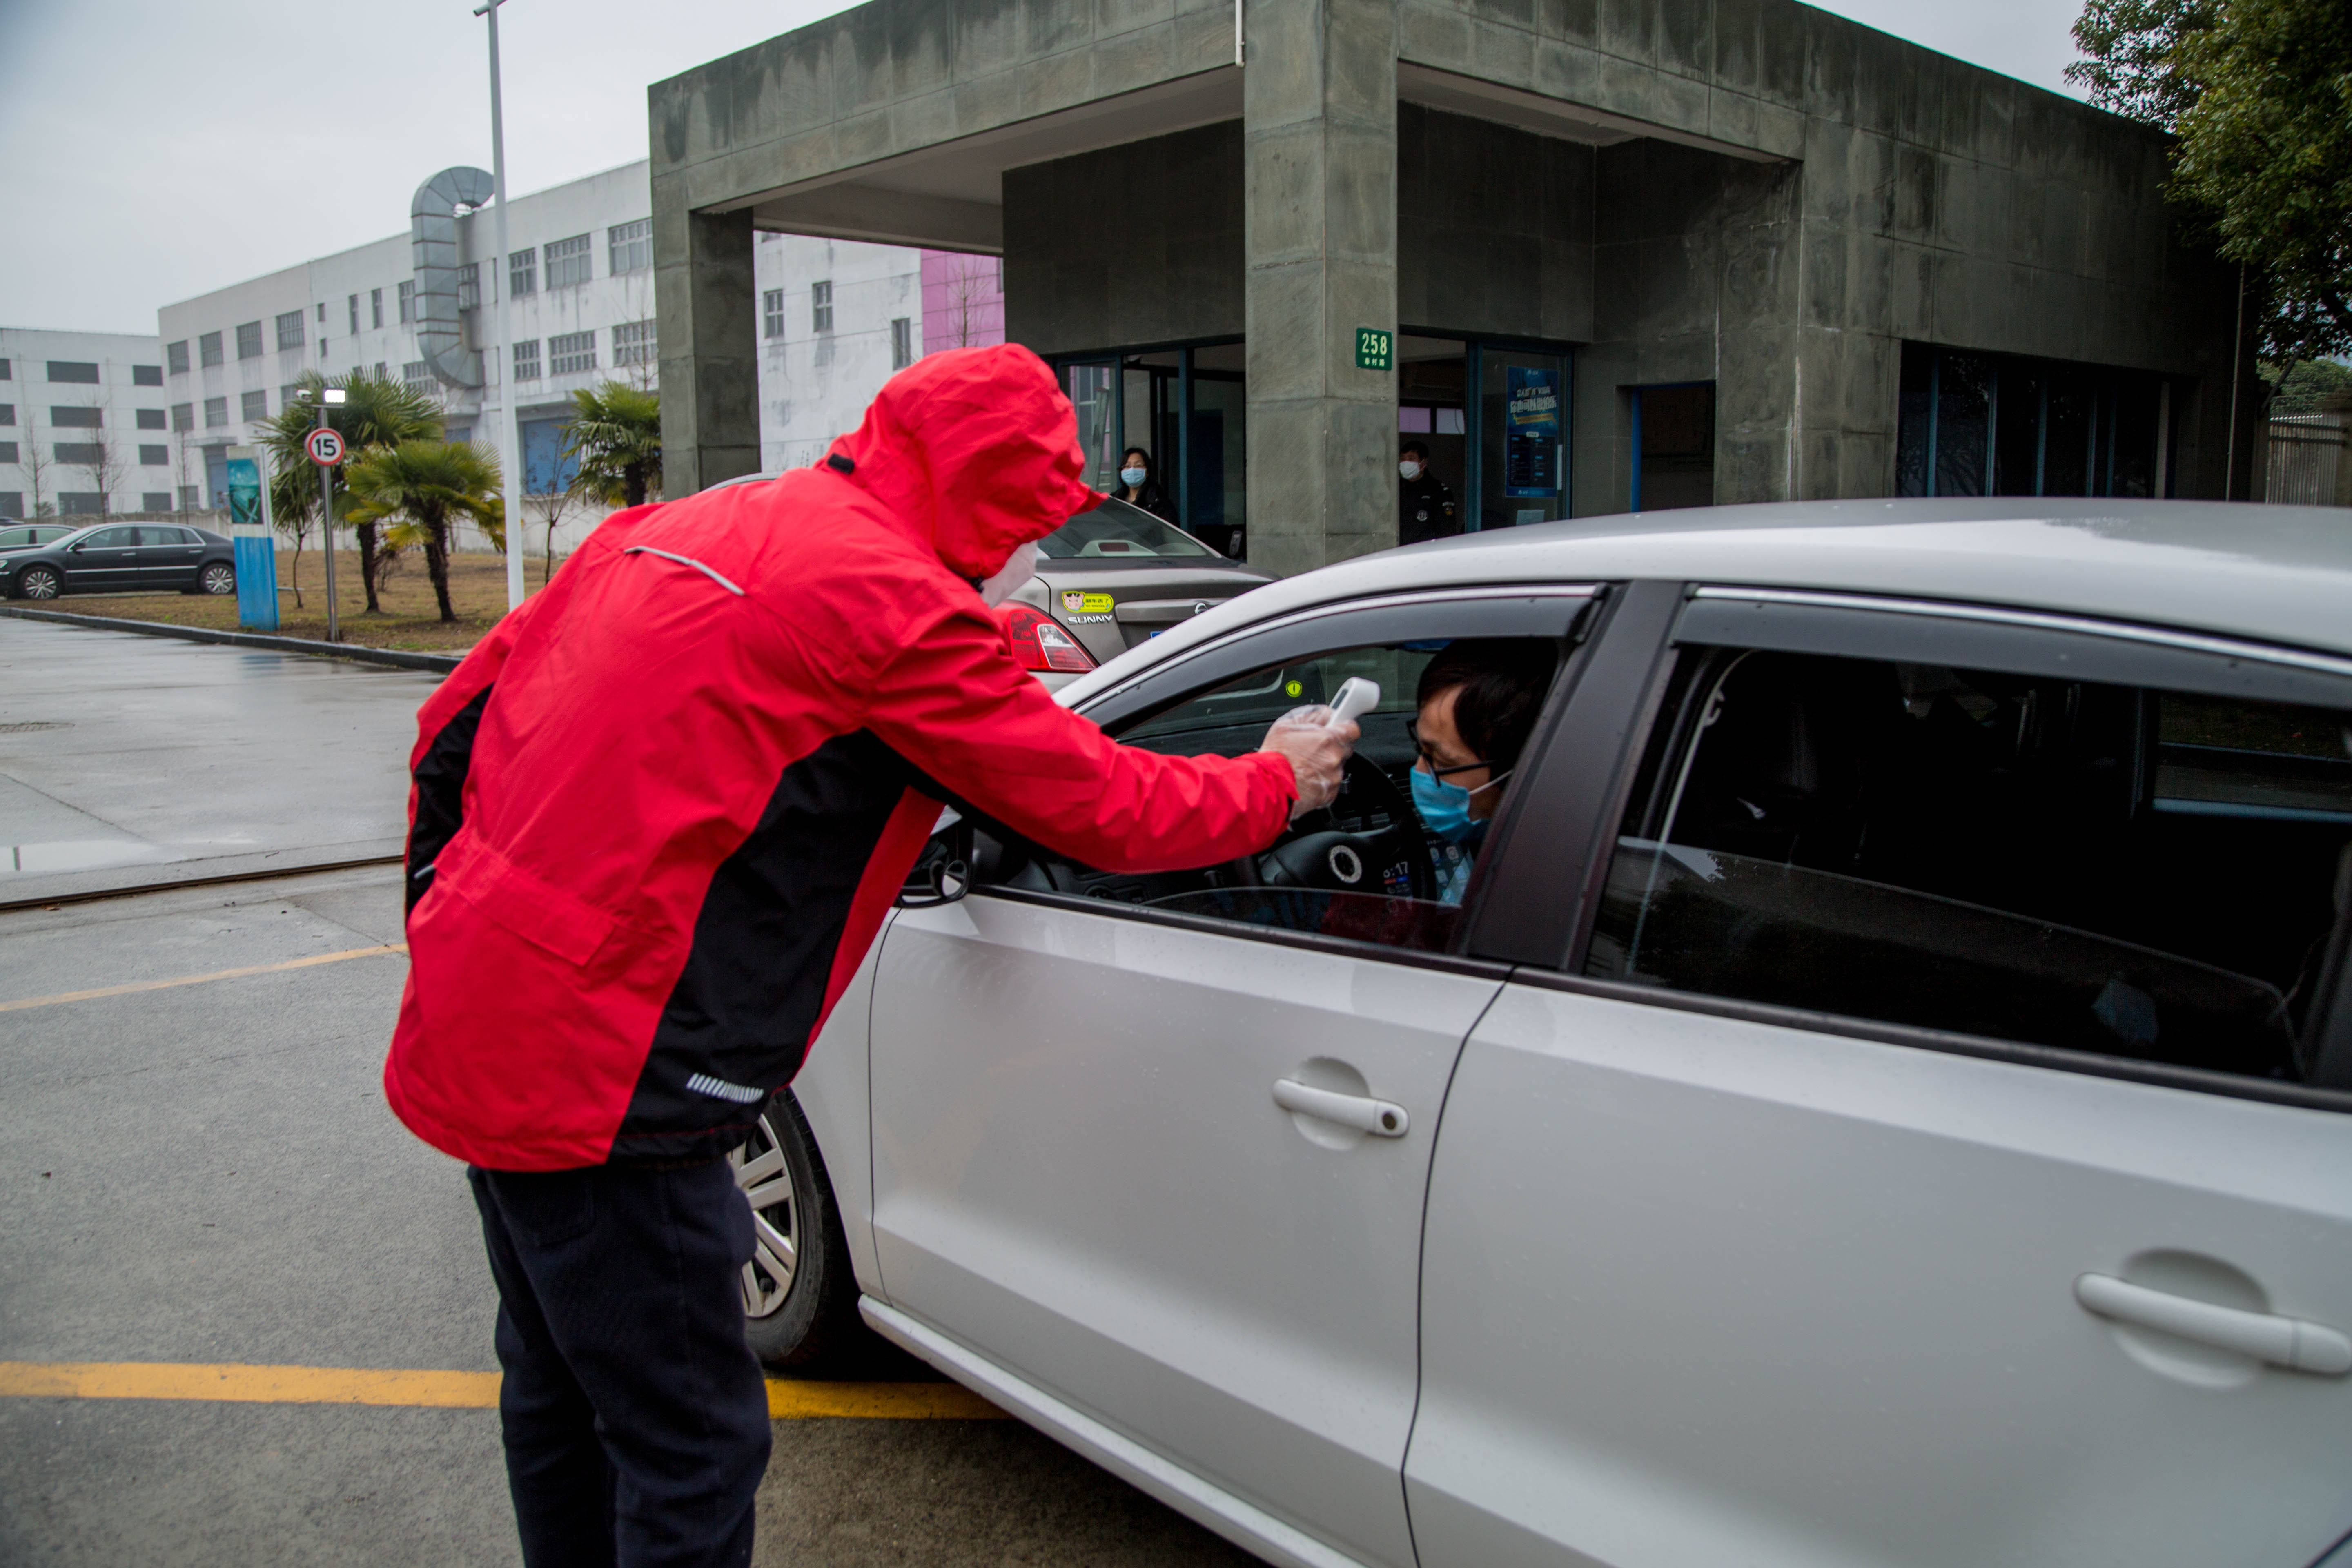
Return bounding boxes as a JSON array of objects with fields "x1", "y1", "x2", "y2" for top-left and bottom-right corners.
[
  {"x1": 1407, "y1": 641, "x2": 1555, "y2": 904},
  {"x1": 1107, "y1": 446, "x2": 1178, "y2": 523}
]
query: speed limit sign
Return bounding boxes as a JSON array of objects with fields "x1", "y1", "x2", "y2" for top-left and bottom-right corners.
[{"x1": 305, "y1": 427, "x2": 347, "y2": 466}]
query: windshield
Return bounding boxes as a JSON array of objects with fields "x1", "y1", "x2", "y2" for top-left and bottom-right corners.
[{"x1": 1038, "y1": 498, "x2": 1216, "y2": 560}]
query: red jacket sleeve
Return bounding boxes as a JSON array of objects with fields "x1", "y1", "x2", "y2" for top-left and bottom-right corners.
[{"x1": 862, "y1": 602, "x2": 1298, "y2": 873}]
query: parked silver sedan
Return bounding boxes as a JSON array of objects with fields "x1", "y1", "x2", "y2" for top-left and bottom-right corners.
[{"x1": 747, "y1": 499, "x2": 2352, "y2": 1568}]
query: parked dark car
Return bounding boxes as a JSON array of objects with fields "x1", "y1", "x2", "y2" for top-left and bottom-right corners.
[
  {"x1": 0, "y1": 523, "x2": 236, "y2": 599},
  {"x1": 0, "y1": 523, "x2": 78, "y2": 550}
]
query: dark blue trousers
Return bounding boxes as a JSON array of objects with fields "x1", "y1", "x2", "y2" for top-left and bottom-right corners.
[{"x1": 469, "y1": 1160, "x2": 772, "y2": 1568}]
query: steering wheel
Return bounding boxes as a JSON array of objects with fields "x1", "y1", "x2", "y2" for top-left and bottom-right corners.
[{"x1": 1222, "y1": 754, "x2": 1437, "y2": 901}]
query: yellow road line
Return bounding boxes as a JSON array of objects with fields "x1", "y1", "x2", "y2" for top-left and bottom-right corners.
[
  {"x1": 0, "y1": 1361, "x2": 1006, "y2": 1420},
  {"x1": 0, "y1": 943, "x2": 408, "y2": 1014}
]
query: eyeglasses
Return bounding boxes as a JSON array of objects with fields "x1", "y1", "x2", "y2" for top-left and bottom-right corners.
[{"x1": 1405, "y1": 718, "x2": 1491, "y2": 781}]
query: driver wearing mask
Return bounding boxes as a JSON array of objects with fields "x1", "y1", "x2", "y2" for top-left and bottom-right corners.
[{"x1": 1408, "y1": 641, "x2": 1555, "y2": 904}]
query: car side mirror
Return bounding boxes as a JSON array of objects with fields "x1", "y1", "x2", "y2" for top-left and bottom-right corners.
[
  {"x1": 898, "y1": 812, "x2": 973, "y2": 909},
  {"x1": 68, "y1": 542, "x2": 86, "y2": 553}
]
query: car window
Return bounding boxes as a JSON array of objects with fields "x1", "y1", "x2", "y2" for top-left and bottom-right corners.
[
  {"x1": 973, "y1": 636, "x2": 1563, "y2": 954},
  {"x1": 1584, "y1": 646, "x2": 2352, "y2": 1088},
  {"x1": 136, "y1": 527, "x2": 192, "y2": 546},
  {"x1": 82, "y1": 528, "x2": 132, "y2": 548},
  {"x1": 0, "y1": 528, "x2": 29, "y2": 546},
  {"x1": 1037, "y1": 498, "x2": 1215, "y2": 560}
]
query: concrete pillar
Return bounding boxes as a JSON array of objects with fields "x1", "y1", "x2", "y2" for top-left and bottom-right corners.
[
  {"x1": 654, "y1": 203, "x2": 760, "y2": 498},
  {"x1": 1243, "y1": 0, "x2": 1398, "y2": 577}
]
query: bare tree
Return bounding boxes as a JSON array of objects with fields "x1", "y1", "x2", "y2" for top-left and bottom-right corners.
[
  {"x1": 525, "y1": 488, "x2": 578, "y2": 583},
  {"x1": 71, "y1": 395, "x2": 125, "y2": 516},
  {"x1": 20, "y1": 422, "x2": 51, "y2": 517},
  {"x1": 936, "y1": 253, "x2": 998, "y2": 350}
]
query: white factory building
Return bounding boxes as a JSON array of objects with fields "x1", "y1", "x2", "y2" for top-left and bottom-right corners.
[
  {"x1": 155, "y1": 158, "x2": 1001, "y2": 552},
  {"x1": 0, "y1": 327, "x2": 174, "y2": 520}
]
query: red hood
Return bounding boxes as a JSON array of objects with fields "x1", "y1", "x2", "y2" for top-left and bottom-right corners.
[{"x1": 826, "y1": 344, "x2": 1107, "y2": 581}]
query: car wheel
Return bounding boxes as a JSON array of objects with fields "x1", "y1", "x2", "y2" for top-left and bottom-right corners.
[
  {"x1": 731, "y1": 1091, "x2": 861, "y2": 1370},
  {"x1": 198, "y1": 563, "x2": 236, "y2": 596},
  {"x1": 16, "y1": 566, "x2": 60, "y2": 601}
]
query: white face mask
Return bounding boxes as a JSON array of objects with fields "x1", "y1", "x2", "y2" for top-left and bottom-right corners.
[
  {"x1": 978, "y1": 540, "x2": 1038, "y2": 608},
  {"x1": 1399, "y1": 461, "x2": 1422, "y2": 481},
  {"x1": 1120, "y1": 466, "x2": 1148, "y2": 489}
]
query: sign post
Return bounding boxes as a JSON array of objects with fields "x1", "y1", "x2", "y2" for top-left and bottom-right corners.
[
  {"x1": 223, "y1": 445, "x2": 280, "y2": 632},
  {"x1": 312, "y1": 394, "x2": 345, "y2": 643}
]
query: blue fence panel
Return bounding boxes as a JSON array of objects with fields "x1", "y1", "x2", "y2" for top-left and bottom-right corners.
[{"x1": 232, "y1": 536, "x2": 279, "y2": 630}]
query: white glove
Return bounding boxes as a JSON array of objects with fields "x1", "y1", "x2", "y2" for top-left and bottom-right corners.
[{"x1": 1261, "y1": 705, "x2": 1359, "y2": 818}]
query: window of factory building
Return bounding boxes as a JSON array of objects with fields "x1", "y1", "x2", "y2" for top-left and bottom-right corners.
[
  {"x1": 275, "y1": 311, "x2": 305, "y2": 351},
  {"x1": 608, "y1": 219, "x2": 652, "y2": 275},
  {"x1": 546, "y1": 234, "x2": 593, "y2": 289},
  {"x1": 1896, "y1": 344, "x2": 2178, "y2": 499},
  {"x1": 200, "y1": 332, "x2": 225, "y2": 369},
  {"x1": 510, "y1": 248, "x2": 537, "y2": 298},
  {"x1": 167, "y1": 341, "x2": 190, "y2": 375},
  {"x1": 236, "y1": 322, "x2": 263, "y2": 359}
]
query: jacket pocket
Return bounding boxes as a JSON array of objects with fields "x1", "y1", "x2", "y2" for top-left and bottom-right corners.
[{"x1": 437, "y1": 831, "x2": 619, "y2": 968}]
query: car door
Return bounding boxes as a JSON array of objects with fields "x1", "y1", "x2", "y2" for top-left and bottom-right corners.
[
  {"x1": 63, "y1": 526, "x2": 137, "y2": 589},
  {"x1": 138, "y1": 526, "x2": 203, "y2": 588},
  {"x1": 868, "y1": 586, "x2": 1597, "y2": 1568},
  {"x1": 1407, "y1": 586, "x2": 2352, "y2": 1568}
]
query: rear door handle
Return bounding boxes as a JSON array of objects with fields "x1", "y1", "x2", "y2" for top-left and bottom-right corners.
[
  {"x1": 2075, "y1": 1273, "x2": 2352, "y2": 1375},
  {"x1": 1272, "y1": 1079, "x2": 1408, "y2": 1137}
]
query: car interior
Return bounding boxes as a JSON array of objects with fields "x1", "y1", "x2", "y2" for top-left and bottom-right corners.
[
  {"x1": 953, "y1": 637, "x2": 1565, "y2": 952},
  {"x1": 1588, "y1": 647, "x2": 2352, "y2": 1084}
]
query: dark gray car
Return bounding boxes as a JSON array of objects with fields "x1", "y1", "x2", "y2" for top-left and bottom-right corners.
[
  {"x1": 0, "y1": 523, "x2": 236, "y2": 600},
  {"x1": 999, "y1": 499, "x2": 1272, "y2": 688}
]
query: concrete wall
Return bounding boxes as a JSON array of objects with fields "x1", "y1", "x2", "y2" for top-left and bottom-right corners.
[
  {"x1": 1396, "y1": 104, "x2": 1593, "y2": 344},
  {"x1": 1004, "y1": 120, "x2": 1245, "y2": 355}
]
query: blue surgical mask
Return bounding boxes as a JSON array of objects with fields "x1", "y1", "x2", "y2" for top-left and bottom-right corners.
[
  {"x1": 1412, "y1": 764, "x2": 1508, "y2": 844},
  {"x1": 1412, "y1": 767, "x2": 1474, "y2": 842},
  {"x1": 1120, "y1": 466, "x2": 1148, "y2": 489}
]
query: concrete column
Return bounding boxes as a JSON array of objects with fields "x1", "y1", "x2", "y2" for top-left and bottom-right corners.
[
  {"x1": 654, "y1": 200, "x2": 760, "y2": 498},
  {"x1": 1243, "y1": 0, "x2": 1397, "y2": 577}
]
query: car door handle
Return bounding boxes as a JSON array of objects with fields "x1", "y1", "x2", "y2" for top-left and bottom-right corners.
[
  {"x1": 2075, "y1": 1273, "x2": 2352, "y2": 1375},
  {"x1": 1272, "y1": 1079, "x2": 1408, "y2": 1138}
]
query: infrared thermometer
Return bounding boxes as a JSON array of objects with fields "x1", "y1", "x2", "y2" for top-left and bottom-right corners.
[{"x1": 1327, "y1": 677, "x2": 1380, "y2": 727}]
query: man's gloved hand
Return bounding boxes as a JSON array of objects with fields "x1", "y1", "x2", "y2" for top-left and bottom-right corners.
[{"x1": 1260, "y1": 707, "x2": 1360, "y2": 819}]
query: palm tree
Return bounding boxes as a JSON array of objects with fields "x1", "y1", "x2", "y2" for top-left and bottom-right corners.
[
  {"x1": 343, "y1": 441, "x2": 505, "y2": 624},
  {"x1": 261, "y1": 370, "x2": 442, "y2": 613},
  {"x1": 563, "y1": 381, "x2": 663, "y2": 509}
]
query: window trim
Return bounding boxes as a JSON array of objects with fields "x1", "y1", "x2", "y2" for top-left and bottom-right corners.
[
  {"x1": 1541, "y1": 581, "x2": 2352, "y2": 1109},
  {"x1": 1686, "y1": 586, "x2": 2352, "y2": 690}
]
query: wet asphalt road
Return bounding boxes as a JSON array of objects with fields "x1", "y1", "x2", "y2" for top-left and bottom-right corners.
[{"x1": 0, "y1": 618, "x2": 1254, "y2": 1567}]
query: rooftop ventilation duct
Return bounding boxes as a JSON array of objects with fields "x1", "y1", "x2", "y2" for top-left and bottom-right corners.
[{"x1": 411, "y1": 166, "x2": 496, "y2": 392}]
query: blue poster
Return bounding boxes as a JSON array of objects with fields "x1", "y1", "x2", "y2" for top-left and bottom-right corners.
[
  {"x1": 1503, "y1": 366, "x2": 1561, "y2": 499},
  {"x1": 223, "y1": 455, "x2": 279, "y2": 630}
]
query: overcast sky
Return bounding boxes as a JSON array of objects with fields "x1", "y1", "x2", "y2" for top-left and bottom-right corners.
[{"x1": 0, "y1": 0, "x2": 2091, "y2": 337}]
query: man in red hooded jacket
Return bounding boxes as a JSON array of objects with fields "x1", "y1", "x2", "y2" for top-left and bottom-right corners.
[{"x1": 384, "y1": 345, "x2": 1354, "y2": 1568}]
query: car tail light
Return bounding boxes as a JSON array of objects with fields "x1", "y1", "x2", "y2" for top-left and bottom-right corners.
[{"x1": 1000, "y1": 602, "x2": 1097, "y2": 673}]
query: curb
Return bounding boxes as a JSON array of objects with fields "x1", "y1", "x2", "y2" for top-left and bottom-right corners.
[
  {"x1": 0, "y1": 605, "x2": 462, "y2": 673},
  {"x1": 0, "y1": 852, "x2": 407, "y2": 915}
]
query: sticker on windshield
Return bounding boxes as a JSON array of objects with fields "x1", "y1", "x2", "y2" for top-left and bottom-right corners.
[{"x1": 1060, "y1": 590, "x2": 1115, "y2": 614}]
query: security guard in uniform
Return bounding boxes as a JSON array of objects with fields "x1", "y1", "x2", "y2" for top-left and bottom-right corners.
[{"x1": 1398, "y1": 440, "x2": 1460, "y2": 546}]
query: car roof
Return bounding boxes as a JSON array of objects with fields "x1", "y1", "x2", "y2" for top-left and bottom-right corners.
[{"x1": 1058, "y1": 499, "x2": 2352, "y2": 703}]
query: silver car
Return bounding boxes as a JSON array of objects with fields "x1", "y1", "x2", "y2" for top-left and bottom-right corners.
[{"x1": 743, "y1": 499, "x2": 2352, "y2": 1568}]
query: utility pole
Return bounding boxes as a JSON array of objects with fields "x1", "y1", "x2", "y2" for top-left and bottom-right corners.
[{"x1": 478, "y1": 0, "x2": 526, "y2": 612}]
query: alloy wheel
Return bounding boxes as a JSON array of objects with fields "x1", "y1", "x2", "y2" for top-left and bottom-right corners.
[
  {"x1": 20, "y1": 568, "x2": 58, "y2": 600},
  {"x1": 728, "y1": 1107, "x2": 800, "y2": 1319},
  {"x1": 200, "y1": 564, "x2": 235, "y2": 595}
]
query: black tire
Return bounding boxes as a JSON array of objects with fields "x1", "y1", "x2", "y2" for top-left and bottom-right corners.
[
  {"x1": 197, "y1": 562, "x2": 236, "y2": 596},
  {"x1": 16, "y1": 565, "x2": 60, "y2": 601},
  {"x1": 734, "y1": 1091, "x2": 862, "y2": 1370}
]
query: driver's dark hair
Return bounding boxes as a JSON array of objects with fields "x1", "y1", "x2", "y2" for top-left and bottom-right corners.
[{"x1": 1416, "y1": 640, "x2": 1555, "y2": 769}]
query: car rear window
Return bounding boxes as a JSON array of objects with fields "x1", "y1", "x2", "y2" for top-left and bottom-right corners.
[{"x1": 1038, "y1": 499, "x2": 1215, "y2": 560}]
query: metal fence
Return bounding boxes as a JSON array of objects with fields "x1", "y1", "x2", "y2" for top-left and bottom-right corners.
[{"x1": 2265, "y1": 413, "x2": 2351, "y2": 506}]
